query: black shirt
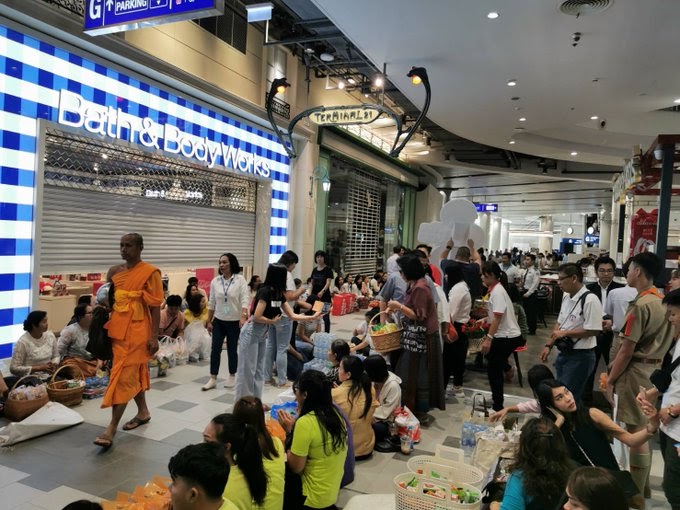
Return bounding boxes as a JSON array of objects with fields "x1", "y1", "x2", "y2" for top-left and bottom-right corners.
[
  {"x1": 310, "y1": 266, "x2": 334, "y2": 302},
  {"x1": 441, "y1": 259, "x2": 483, "y2": 299},
  {"x1": 252, "y1": 285, "x2": 283, "y2": 319}
]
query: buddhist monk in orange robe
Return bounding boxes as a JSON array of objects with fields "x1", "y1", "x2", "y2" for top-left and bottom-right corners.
[{"x1": 94, "y1": 233, "x2": 163, "y2": 449}]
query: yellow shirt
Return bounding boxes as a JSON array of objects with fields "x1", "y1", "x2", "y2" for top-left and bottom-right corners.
[
  {"x1": 219, "y1": 498, "x2": 239, "y2": 510},
  {"x1": 332, "y1": 380, "x2": 378, "y2": 457},
  {"x1": 184, "y1": 307, "x2": 209, "y2": 326},
  {"x1": 223, "y1": 437, "x2": 285, "y2": 510},
  {"x1": 290, "y1": 411, "x2": 347, "y2": 509}
]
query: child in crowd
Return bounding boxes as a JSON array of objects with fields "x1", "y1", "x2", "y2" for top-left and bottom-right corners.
[
  {"x1": 326, "y1": 339, "x2": 350, "y2": 385},
  {"x1": 489, "y1": 364, "x2": 554, "y2": 423},
  {"x1": 364, "y1": 355, "x2": 402, "y2": 453},
  {"x1": 349, "y1": 308, "x2": 379, "y2": 356}
]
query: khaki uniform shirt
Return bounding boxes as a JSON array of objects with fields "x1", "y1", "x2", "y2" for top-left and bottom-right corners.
[{"x1": 619, "y1": 288, "x2": 674, "y2": 361}]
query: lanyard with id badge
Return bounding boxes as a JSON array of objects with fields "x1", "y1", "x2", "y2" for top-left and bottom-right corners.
[{"x1": 221, "y1": 276, "x2": 234, "y2": 316}]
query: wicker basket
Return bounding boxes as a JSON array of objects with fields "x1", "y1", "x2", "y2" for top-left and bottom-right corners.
[
  {"x1": 407, "y1": 445, "x2": 484, "y2": 488},
  {"x1": 368, "y1": 313, "x2": 403, "y2": 353},
  {"x1": 47, "y1": 365, "x2": 85, "y2": 407},
  {"x1": 394, "y1": 472, "x2": 481, "y2": 510},
  {"x1": 4, "y1": 375, "x2": 49, "y2": 421}
]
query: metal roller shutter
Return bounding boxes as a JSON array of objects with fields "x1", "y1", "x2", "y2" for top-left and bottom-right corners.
[{"x1": 40, "y1": 187, "x2": 256, "y2": 273}]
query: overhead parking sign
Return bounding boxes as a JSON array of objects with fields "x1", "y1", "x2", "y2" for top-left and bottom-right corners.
[{"x1": 85, "y1": 0, "x2": 224, "y2": 36}]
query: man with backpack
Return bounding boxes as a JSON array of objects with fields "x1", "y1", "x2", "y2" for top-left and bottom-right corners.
[{"x1": 540, "y1": 263, "x2": 603, "y2": 404}]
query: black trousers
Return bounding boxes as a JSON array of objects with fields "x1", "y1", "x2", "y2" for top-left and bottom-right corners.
[
  {"x1": 522, "y1": 292, "x2": 538, "y2": 333},
  {"x1": 486, "y1": 336, "x2": 523, "y2": 411},
  {"x1": 442, "y1": 322, "x2": 468, "y2": 387},
  {"x1": 583, "y1": 330, "x2": 613, "y2": 404}
]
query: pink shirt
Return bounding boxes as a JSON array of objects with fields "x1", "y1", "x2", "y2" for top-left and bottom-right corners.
[{"x1": 517, "y1": 399, "x2": 540, "y2": 413}]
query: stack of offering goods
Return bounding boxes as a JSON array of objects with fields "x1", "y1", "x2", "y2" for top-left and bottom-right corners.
[
  {"x1": 5, "y1": 377, "x2": 49, "y2": 421},
  {"x1": 83, "y1": 372, "x2": 110, "y2": 399},
  {"x1": 395, "y1": 473, "x2": 481, "y2": 509},
  {"x1": 462, "y1": 319, "x2": 489, "y2": 354},
  {"x1": 368, "y1": 314, "x2": 403, "y2": 353},
  {"x1": 101, "y1": 476, "x2": 171, "y2": 510}
]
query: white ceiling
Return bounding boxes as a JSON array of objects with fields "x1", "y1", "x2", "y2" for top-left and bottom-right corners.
[
  {"x1": 311, "y1": 0, "x2": 680, "y2": 169},
  {"x1": 307, "y1": 0, "x2": 680, "y2": 230}
]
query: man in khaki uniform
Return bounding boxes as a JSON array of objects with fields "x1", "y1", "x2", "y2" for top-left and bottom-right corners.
[{"x1": 607, "y1": 252, "x2": 675, "y2": 497}]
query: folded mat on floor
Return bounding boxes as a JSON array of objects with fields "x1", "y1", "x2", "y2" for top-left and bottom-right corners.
[{"x1": 0, "y1": 401, "x2": 83, "y2": 446}]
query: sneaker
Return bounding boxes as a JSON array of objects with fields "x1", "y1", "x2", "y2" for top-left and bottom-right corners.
[
  {"x1": 224, "y1": 375, "x2": 236, "y2": 388},
  {"x1": 202, "y1": 377, "x2": 217, "y2": 391},
  {"x1": 453, "y1": 386, "x2": 465, "y2": 398},
  {"x1": 374, "y1": 441, "x2": 399, "y2": 453}
]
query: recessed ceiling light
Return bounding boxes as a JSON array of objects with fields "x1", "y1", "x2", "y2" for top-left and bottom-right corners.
[
  {"x1": 487, "y1": 11, "x2": 499, "y2": 19},
  {"x1": 319, "y1": 52, "x2": 335, "y2": 62},
  {"x1": 337, "y1": 80, "x2": 345, "y2": 90},
  {"x1": 347, "y1": 78, "x2": 356, "y2": 85},
  {"x1": 590, "y1": 115, "x2": 599, "y2": 120},
  {"x1": 374, "y1": 76, "x2": 384, "y2": 87},
  {"x1": 518, "y1": 117, "x2": 527, "y2": 122},
  {"x1": 570, "y1": 151, "x2": 578, "y2": 156},
  {"x1": 674, "y1": 98, "x2": 680, "y2": 104},
  {"x1": 507, "y1": 79, "x2": 517, "y2": 87},
  {"x1": 101, "y1": 154, "x2": 109, "y2": 159},
  {"x1": 509, "y1": 140, "x2": 516, "y2": 145}
]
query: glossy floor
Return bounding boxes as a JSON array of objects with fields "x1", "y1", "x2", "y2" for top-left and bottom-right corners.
[{"x1": 0, "y1": 311, "x2": 669, "y2": 509}]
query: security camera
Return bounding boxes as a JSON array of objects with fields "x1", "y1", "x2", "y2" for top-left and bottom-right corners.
[
  {"x1": 599, "y1": 119, "x2": 606, "y2": 130},
  {"x1": 571, "y1": 32, "x2": 581, "y2": 47}
]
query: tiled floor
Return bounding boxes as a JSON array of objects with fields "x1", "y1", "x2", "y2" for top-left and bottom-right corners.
[{"x1": 0, "y1": 311, "x2": 670, "y2": 509}]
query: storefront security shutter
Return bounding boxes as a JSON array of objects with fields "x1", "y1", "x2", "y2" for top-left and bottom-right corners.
[
  {"x1": 39, "y1": 128, "x2": 257, "y2": 274},
  {"x1": 40, "y1": 186, "x2": 255, "y2": 273}
]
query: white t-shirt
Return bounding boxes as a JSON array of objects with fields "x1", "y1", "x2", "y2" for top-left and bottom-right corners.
[
  {"x1": 448, "y1": 281, "x2": 471, "y2": 323},
  {"x1": 208, "y1": 274, "x2": 250, "y2": 321},
  {"x1": 556, "y1": 286, "x2": 603, "y2": 349},
  {"x1": 501, "y1": 264, "x2": 519, "y2": 284},
  {"x1": 604, "y1": 285, "x2": 638, "y2": 333},
  {"x1": 660, "y1": 340, "x2": 680, "y2": 442},
  {"x1": 487, "y1": 283, "x2": 521, "y2": 338}
]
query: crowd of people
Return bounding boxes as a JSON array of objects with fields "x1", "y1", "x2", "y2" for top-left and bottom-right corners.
[{"x1": 4, "y1": 232, "x2": 680, "y2": 510}]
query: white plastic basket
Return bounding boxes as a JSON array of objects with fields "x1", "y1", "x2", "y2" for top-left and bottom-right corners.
[
  {"x1": 407, "y1": 445, "x2": 484, "y2": 488},
  {"x1": 394, "y1": 472, "x2": 481, "y2": 510}
]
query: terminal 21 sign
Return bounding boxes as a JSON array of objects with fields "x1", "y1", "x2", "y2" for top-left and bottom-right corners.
[{"x1": 85, "y1": 0, "x2": 224, "y2": 36}]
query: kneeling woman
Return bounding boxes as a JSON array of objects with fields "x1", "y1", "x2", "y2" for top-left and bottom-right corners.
[
  {"x1": 278, "y1": 370, "x2": 348, "y2": 510},
  {"x1": 331, "y1": 356, "x2": 378, "y2": 459}
]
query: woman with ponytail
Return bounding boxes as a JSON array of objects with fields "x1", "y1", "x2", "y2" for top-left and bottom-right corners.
[
  {"x1": 332, "y1": 355, "x2": 378, "y2": 459},
  {"x1": 203, "y1": 413, "x2": 270, "y2": 509}
]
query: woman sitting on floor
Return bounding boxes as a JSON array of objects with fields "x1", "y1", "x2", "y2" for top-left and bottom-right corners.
[
  {"x1": 58, "y1": 303, "x2": 99, "y2": 377},
  {"x1": 10, "y1": 310, "x2": 59, "y2": 382},
  {"x1": 332, "y1": 355, "x2": 378, "y2": 460}
]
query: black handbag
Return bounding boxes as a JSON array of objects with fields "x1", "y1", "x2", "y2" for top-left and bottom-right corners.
[
  {"x1": 570, "y1": 432, "x2": 640, "y2": 499},
  {"x1": 554, "y1": 291, "x2": 593, "y2": 353},
  {"x1": 401, "y1": 318, "x2": 428, "y2": 353},
  {"x1": 649, "y1": 355, "x2": 680, "y2": 393},
  {"x1": 87, "y1": 306, "x2": 113, "y2": 361}
]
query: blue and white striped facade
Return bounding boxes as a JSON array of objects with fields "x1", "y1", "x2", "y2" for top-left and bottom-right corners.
[{"x1": 0, "y1": 24, "x2": 290, "y2": 357}]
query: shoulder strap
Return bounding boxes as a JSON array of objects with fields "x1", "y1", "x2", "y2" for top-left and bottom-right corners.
[
  {"x1": 566, "y1": 291, "x2": 592, "y2": 317},
  {"x1": 667, "y1": 349, "x2": 680, "y2": 373},
  {"x1": 569, "y1": 431, "x2": 596, "y2": 467}
]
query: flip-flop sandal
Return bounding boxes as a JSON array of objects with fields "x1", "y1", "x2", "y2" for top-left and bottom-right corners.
[
  {"x1": 93, "y1": 436, "x2": 113, "y2": 450},
  {"x1": 122, "y1": 416, "x2": 151, "y2": 431}
]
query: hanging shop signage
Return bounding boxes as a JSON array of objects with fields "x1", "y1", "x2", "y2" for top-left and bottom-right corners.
[
  {"x1": 475, "y1": 203, "x2": 499, "y2": 213},
  {"x1": 264, "y1": 93, "x2": 290, "y2": 120},
  {"x1": 584, "y1": 234, "x2": 600, "y2": 244},
  {"x1": 57, "y1": 90, "x2": 271, "y2": 177},
  {"x1": 563, "y1": 237, "x2": 583, "y2": 245},
  {"x1": 629, "y1": 208, "x2": 658, "y2": 257},
  {"x1": 308, "y1": 106, "x2": 382, "y2": 126},
  {"x1": 84, "y1": 0, "x2": 224, "y2": 36}
]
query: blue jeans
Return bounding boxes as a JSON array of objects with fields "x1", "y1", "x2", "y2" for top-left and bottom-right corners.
[
  {"x1": 234, "y1": 321, "x2": 269, "y2": 401},
  {"x1": 265, "y1": 315, "x2": 294, "y2": 385},
  {"x1": 554, "y1": 348, "x2": 596, "y2": 404},
  {"x1": 294, "y1": 339, "x2": 314, "y2": 360},
  {"x1": 209, "y1": 318, "x2": 240, "y2": 376}
]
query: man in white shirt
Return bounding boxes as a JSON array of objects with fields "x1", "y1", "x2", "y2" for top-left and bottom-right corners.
[
  {"x1": 500, "y1": 252, "x2": 519, "y2": 285},
  {"x1": 540, "y1": 263, "x2": 603, "y2": 404},
  {"x1": 521, "y1": 253, "x2": 541, "y2": 335},
  {"x1": 386, "y1": 245, "x2": 404, "y2": 274}
]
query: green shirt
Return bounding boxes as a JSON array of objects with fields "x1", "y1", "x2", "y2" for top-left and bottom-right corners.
[
  {"x1": 223, "y1": 437, "x2": 286, "y2": 510},
  {"x1": 290, "y1": 411, "x2": 347, "y2": 509}
]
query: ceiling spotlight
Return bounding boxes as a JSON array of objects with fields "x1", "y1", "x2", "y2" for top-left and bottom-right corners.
[
  {"x1": 101, "y1": 154, "x2": 109, "y2": 159},
  {"x1": 271, "y1": 77, "x2": 290, "y2": 95},
  {"x1": 487, "y1": 11, "x2": 499, "y2": 19},
  {"x1": 304, "y1": 45, "x2": 315, "y2": 54},
  {"x1": 374, "y1": 75, "x2": 384, "y2": 87},
  {"x1": 337, "y1": 80, "x2": 345, "y2": 90},
  {"x1": 570, "y1": 151, "x2": 578, "y2": 156},
  {"x1": 590, "y1": 115, "x2": 599, "y2": 120},
  {"x1": 674, "y1": 98, "x2": 680, "y2": 104},
  {"x1": 347, "y1": 78, "x2": 356, "y2": 85},
  {"x1": 509, "y1": 140, "x2": 516, "y2": 145},
  {"x1": 507, "y1": 79, "x2": 517, "y2": 87},
  {"x1": 518, "y1": 117, "x2": 526, "y2": 122},
  {"x1": 319, "y1": 52, "x2": 335, "y2": 62}
]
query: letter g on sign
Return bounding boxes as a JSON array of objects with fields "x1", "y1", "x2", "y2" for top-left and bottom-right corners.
[{"x1": 89, "y1": 0, "x2": 102, "y2": 19}]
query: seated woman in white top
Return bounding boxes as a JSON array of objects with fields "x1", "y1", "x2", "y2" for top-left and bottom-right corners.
[
  {"x1": 58, "y1": 303, "x2": 99, "y2": 377},
  {"x1": 10, "y1": 310, "x2": 59, "y2": 379}
]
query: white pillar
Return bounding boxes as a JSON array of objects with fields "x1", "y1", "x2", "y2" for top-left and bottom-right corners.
[
  {"x1": 489, "y1": 217, "x2": 502, "y2": 251},
  {"x1": 599, "y1": 209, "x2": 611, "y2": 254},
  {"x1": 288, "y1": 139, "x2": 319, "y2": 273},
  {"x1": 609, "y1": 195, "x2": 620, "y2": 263},
  {"x1": 539, "y1": 215, "x2": 553, "y2": 254},
  {"x1": 501, "y1": 220, "x2": 511, "y2": 251},
  {"x1": 477, "y1": 213, "x2": 491, "y2": 250}
]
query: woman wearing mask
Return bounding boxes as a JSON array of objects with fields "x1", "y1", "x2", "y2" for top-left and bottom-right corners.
[
  {"x1": 204, "y1": 253, "x2": 250, "y2": 391},
  {"x1": 479, "y1": 261, "x2": 523, "y2": 411},
  {"x1": 332, "y1": 355, "x2": 378, "y2": 459},
  {"x1": 386, "y1": 251, "x2": 445, "y2": 425}
]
